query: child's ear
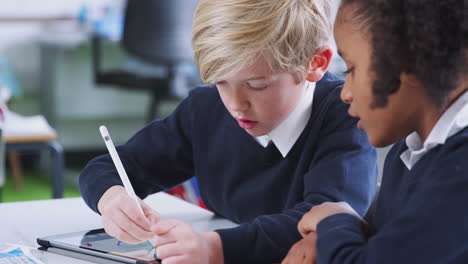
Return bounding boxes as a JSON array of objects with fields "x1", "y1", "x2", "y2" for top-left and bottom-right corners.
[
  {"x1": 305, "y1": 46, "x2": 333, "y2": 82},
  {"x1": 400, "y1": 72, "x2": 425, "y2": 94}
]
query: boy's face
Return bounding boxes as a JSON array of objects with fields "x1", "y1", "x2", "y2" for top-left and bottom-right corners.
[
  {"x1": 216, "y1": 57, "x2": 306, "y2": 136},
  {"x1": 334, "y1": 7, "x2": 423, "y2": 147}
]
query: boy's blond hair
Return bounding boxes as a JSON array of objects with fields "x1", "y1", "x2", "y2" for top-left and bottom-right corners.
[{"x1": 192, "y1": 0, "x2": 332, "y2": 84}]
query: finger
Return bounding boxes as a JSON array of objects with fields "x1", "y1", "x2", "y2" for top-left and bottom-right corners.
[
  {"x1": 161, "y1": 255, "x2": 187, "y2": 264},
  {"x1": 140, "y1": 200, "x2": 160, "y2": 224},
  {"x1": 282, "y1": 248, "x2": 299, "y2": 264},
  {"x1": 146, "y1": 211, "x2": 160, "y2": 225},
  {"x1": 298, "y1": 221, "x2": 311, "y2": 237},
  {"x1": 298, "y1": 212, "x2": 313, "y2": 236},
  {"x1": 156, "y1": 242, "x2": 183, "y2": 260},
  {"x1": 151, "y1": 220, "x2": 181, "y2": 236},
  {"x1": 104, "y1": 217, "x2": 141, "y2": 244},
  {"x1": 113, "y1": 209, "x2": 154, "y2": 242},
  {"x1": 154, "y1": 234, "x2": 178, "y2": 247},
  {"x1": 304, "y1": 235, "x2": 317, "y2": 264},
  {"x1": 307, "y1": 250, "x2": 317, "y2": 264},
  {"x1": 293, "y1": 248, "x2": 306, "y2": 262},
  {"x1": 304, "y1": 250, "x2": 316, "y2": 264},
  {"x1": 281, "y1": 253, "x2": 302, "y2": 264},
  {"x1": 282, "y1": 244, "x2": 301, "y2": 264},
  {"x1": 338, "y1": 201, "x2": 350, "y2": 208},
  {"x1": 121, "y1": 199, "x2": 152, "y2": 231},
  {"x1": 152, "y1": 221, "x2": 193, "y2": 247}
]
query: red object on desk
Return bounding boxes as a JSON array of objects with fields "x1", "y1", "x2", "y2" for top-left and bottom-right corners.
[{"x1": 167, "y1": 185, "x2": 207, "y2": 209}]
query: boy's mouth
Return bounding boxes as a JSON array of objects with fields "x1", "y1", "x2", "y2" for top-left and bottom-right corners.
[
  {"x1": 348, "y1": 110, "x2": 364, "y2": 131},
  {"x1": 237, "y1": 118, "x2": 258, "y2": 129}
]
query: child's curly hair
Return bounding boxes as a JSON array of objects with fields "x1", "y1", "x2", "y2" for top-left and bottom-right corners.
[{"x1": 340, "y1": 0, "x2": 468, "y2": 108}]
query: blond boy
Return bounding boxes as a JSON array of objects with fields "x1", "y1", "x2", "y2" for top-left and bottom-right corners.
[{"x1": 80, "y1": 0, "x2": 377, "y2": 263}]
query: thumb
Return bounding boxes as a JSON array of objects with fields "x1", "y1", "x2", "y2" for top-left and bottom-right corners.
[
  {"x1": 146, "y1": 210, "x2": 160, "y2": 225},
  {"x1": 139, "y1": 199, "x2": 160, "y2": 227},
  {"x1": 151, "y1": 220, "x2": 180, "y2": 236}
]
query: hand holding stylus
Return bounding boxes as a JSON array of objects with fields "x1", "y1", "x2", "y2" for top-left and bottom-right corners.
[
  {"x1": 98, "y1": 185, "x2": 159, "y2": 244},
  {"x1": 98, "y1": 126, "x2": 160, "y2": 244}
]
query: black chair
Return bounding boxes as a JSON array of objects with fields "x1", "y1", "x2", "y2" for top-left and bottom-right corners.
[{"x1": 92, "y1": 0, "x2": 199, "y2": 122}]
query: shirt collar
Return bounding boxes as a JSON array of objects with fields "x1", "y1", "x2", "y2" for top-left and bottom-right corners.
[
  {"x1": 254, "y1": 81, "x2": 316, "y2": 157},
  {"x1": 400, "y1": 90, "x2": 468, "y2": 170}
]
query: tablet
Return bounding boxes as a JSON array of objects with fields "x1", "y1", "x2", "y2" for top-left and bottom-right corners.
[{"x1": 37, "y1": 228, "x2": 160, "y2": 264}]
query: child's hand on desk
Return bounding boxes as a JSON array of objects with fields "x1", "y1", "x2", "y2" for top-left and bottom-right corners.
[
  {"x1": 281, "y1": 232, "x2": 317, "y2": 264},
  {"x1": 298, "y1": 202, "x2": 361, "y2": 236},
  {"x1": 98, "y1": 185, "x2": 160, "y2": 244},
  {"x1": 151, "y1": 220, "x2": 224, "y2": 264}
]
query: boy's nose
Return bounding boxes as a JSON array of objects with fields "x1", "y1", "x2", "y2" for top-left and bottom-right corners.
[
  {"x1": 227, "y1": 92, "x2": 249, "y2": 112},
  {"x1": 340, "y1": 84, "x2": 353, "y2": 104}
]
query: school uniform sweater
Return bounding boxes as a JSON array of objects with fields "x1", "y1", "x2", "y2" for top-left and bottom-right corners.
[
  {"x1": 79, "y1": 72, "x2": 378, "y2": 264},
  {"x1": 316, "y1": 127, "x2": 468, "y2": 264}
]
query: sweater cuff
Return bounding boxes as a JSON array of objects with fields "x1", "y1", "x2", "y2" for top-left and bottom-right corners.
[
  {"x1": 215, "y1": 225, "x2": 252, "y2": 264},
  {"x1": 79, "y1": 173, "x2": 123, "y2": 214},
  {"x1": 317, "y1": 213, "x2": 363, "y2": 237},
  {"x1": 315, "y1": 213, "x2": 367, "y2": 264}
]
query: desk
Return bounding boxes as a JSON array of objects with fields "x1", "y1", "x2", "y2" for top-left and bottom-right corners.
[
  {"x1": 5, "y1": 133, "x2": 64, "y2": 198},
  {"x1": 0, "y1": 192, "x2": 237, "y2": 263}
]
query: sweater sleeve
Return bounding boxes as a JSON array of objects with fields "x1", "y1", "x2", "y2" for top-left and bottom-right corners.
[
  {"x1": 216, "y1": 87, "x2": 378, "y2": 264},
  {"x1": 316, "y1": 147, "x2": 468, "y2": 264},
  {"x1": 79, "y1": 90, "x2": 197, "y2": 214}
]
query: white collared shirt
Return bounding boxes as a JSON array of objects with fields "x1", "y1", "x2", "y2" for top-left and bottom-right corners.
[
  {"x1": 254, "y1": 81, "x2": 316, "y2": 157},
  {"x1": 401, "y1": 90, "x2": 468, "y2": 170}
]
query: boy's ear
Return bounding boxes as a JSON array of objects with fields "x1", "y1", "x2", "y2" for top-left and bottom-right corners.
[{"x1": 305, "y1": 46, "x2": 333, "y2": 82}]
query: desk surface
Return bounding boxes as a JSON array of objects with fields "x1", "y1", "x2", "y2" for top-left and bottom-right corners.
[
  {"x1": 0, "y1": 192, "x2": 237, "y2": 263},
  {"x1": 4, "y1": 133, "x2": 57, "y2": 144}
]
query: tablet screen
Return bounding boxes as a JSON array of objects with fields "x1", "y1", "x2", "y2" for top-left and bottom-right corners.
[{"x1": 39, "y1": 229, "x2": 159, "y2": 263}]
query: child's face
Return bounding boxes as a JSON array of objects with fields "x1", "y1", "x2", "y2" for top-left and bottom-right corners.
[
  {"x1": 216, "y1": 57, "x2": 306, "y2": 136},
  {"x1": 334, "y1": 7, "x2": 424, "y2": 147}
]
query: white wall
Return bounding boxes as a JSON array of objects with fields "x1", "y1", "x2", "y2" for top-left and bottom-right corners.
[
  {"x1": 0, "y1": 23, "x2": 42, "y2": 94},
  {"x1": 0, "y1": 0, "x2": 123, "y2": 94}
]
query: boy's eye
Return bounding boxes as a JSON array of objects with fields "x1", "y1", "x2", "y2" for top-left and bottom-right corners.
[
  {"x1": 215, "y1": 80, "x2": 227, "y2": 87},
  {"x1": 247, "y1": 81, "x2": 268, "y2": 90},
  {"x1": 343, "y1": 67, "x2": 355, "y2": 75}
]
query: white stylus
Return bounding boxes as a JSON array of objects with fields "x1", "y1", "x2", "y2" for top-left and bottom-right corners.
[
  {"x1": 100, "y1": 126, "x2": 156, "y2": 249},
  {"x1": 99, "y1": 125, "x2": 144, "y2": 216}
]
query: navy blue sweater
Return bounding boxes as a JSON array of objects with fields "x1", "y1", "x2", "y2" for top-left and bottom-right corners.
[
  {"x1": 316, "y1": 127, "x2": 468, "y2": 264},
  {"x1": 79, "y1": 72, "x2": 377, "y2": 264}
]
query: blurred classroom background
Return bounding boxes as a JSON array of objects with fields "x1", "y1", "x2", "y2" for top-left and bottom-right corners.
[{"x1": 0, "y1": 0, "x2": 389, "y2": 203}]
